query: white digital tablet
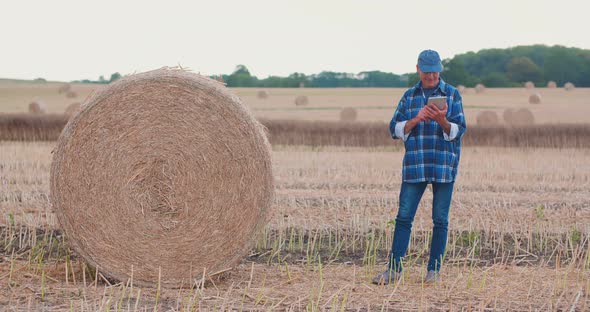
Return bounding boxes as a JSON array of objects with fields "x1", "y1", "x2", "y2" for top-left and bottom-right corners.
[{"x1": 427, "y1": 96, "x2": 447, "y2": 110}]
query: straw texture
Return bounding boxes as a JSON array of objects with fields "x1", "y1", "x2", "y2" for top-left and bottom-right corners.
[
  {"x1": 50, "y1": 68, "x2": 274, "y2": 288},
  {"x1": 547, "y1": 81, "x2": 557, "y2": 88},
  {"x1": 564, "y1": 82, "x2": 575, "y2": 90}
]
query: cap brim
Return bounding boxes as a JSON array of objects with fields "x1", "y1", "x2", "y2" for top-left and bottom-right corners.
[{"x1": 419, "y1": 64, "x2": 443, "y2": 73}]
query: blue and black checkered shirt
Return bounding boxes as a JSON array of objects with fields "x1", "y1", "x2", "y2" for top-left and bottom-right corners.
[{"x1": 389, "y1": 79, "x2": 467, "y2": 183}]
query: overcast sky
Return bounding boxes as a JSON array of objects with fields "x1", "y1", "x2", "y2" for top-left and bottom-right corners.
[{"x1": 2, "y1": 0, "x2": 588, "y2": 81}]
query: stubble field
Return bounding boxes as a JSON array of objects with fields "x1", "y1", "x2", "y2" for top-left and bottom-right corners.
[{"x1": 1, "y1": 82, "x2": 590, "y2": 310}]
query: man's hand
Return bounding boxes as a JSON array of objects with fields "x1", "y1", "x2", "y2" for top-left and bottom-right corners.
[
  {"x1": 424, "y1": 104, "x2": 448, "y2": 124},
  {"x1": 416, "y1": 106, "x2": 432, "y2": 122},
  {"x1": 424, "y1": 104, "x2": 452, "y2": 135}
]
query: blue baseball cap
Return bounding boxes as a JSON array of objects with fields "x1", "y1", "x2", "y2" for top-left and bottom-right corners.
[{"x1": 418, "y1": 49, "x2": 443, "y2": 73}]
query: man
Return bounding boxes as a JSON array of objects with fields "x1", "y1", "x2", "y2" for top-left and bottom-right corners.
[{"x1": 372, "y1": 49, "x2": 466, "y2": 285}]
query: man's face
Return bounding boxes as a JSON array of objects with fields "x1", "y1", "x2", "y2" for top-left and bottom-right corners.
[{"x1": 416, "y1": 65, "x2": 440, "y2": 89}]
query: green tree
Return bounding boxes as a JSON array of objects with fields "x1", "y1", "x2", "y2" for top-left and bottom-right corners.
[
  {"x1": 226, "y1": 65, "x2": 256, "y2": 87},
  {"x1": 481, "y1": 72, "x2": 511, "y2": 87},
  {"x1": 109, "y1": 72, "x2": 122, "y2": 83},
  {"x1": 506, "y1": 56, "x2": 543, "y2": 83},
  {"x1": 442, "y1": 58, "x2": 476, "y2": 86}
]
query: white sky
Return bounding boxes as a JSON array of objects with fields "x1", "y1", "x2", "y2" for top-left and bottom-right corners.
[{"x1": 1, "y1": 0, "x2": 588, "y2": 81}]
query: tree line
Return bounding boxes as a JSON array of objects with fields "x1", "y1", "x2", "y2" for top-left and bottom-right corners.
[
  {"x1": 220, "y1": 45, "x2": 590, "y2": 88},
  {"x1": 74, "y1": 45, "x2": 590, "y2": 87}
]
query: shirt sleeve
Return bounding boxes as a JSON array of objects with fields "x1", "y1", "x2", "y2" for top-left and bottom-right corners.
[
  {"x1": 445, "y1": 89, "x2": 467, "y2": 142},
  {"x1": 443, "y1": 122, "x2": 459, "y2": 141},
  {"x1": 389, "y1": 92, "x2": 411, "y2": 140},
  {"x1": 395, "y1": 120, "x2": 410, "y2": 141}
]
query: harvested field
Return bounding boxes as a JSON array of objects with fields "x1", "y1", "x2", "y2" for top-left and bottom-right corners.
[
  {"x1": 1, "y1": 82, "x2": 590, "y2": 310},
  {"x1": 1, "y1": 141, "x2": 590, "y2": 310}
]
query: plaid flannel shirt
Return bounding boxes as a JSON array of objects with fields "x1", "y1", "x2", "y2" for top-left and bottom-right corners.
[{"x1": 389, "y1": 79, "x2": 466, "y2": 183}]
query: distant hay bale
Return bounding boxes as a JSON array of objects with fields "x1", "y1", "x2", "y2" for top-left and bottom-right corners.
[
  {"x1": 64, "y1": 102, "x2": 82, "y2": 118},
  {"x1": 564, "y1": 82, "x2": 575, "y2": 91},
  {"x1": 295, "y1": 95, "x2": 309, "y2": 106},
  {"x1": 547, "y1": 81, "x2": 557, "y2": 88},
  {"x1": 503, "y1": 108, "x2": 515, "y2": 125},
  {"x1": 50, "y1": 68, "x2": 274, "y2": 288},
  {"x1": 476, "y1": 111, "x2": 499, "y2": 126},
  {"x1": 524, "y1": 81, "x2": 535, "y2": 89},
  {"x1": 512, "y1": 108, "x2": 535, "y2": 125},
  {"x1": 505, "y1": 108, "x2": 534, "y2": 126},
  {"x1": 28, "y1": 101, "x2": 47, "y2": 114},
  {"x1": 475, "y1": 84, "x2": 486, "y2": 94},
  {"x1": 339, "y1": 107, "x2": 358, "y2": 122},
  {"x1": 528, "y1": 93, "x2": 542, "y2": 104},
  {"x1": 457, "y1": 85, "x2": 466, "y2": 93},
  {"x1": 66, "y1": 91, "x2": 78, "y2": 98},
  {"x1": 58, "y1": 84, "x2": 71, "y2": 94},
  {"x1": 257, "y1": 90, "x2": 269, "y2": 99}
]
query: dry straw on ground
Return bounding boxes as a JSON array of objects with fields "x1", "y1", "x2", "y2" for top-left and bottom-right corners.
[
  {"x1": 528, "y1": 93, "x2": 542, "y2": 104},
  {"x1": 257, "y1": 90, "x2": 269, "y2": 99},
  {"x1": 547, "y1": 80, "x2": 557, "y2": 88},
  {"x1": 476, "y1": 110, "x2": 499, "y2": 126},
  {"x1": 564, "y1": 82, "x2": 575, "y2": 90},
  {"x1": 339, "y1": 107, "x2": 357, "y2": 122},
  {"x1": 50, "y1": 68, "x2": 274, "y2": 287},
  {"x1": 28, "y1": 101, "x2": 47, "y2": 114},
  {"x1": 295, "y1": 95, "x2": 308, "y2": 106},
  {"x1": 475, "y1": 83, "x2": 486, "y2": 93},
  {"x1": 524, "y1": 81, "x2": 535, "y2": 89}
]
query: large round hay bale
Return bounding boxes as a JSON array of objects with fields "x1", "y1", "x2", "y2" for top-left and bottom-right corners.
[
  {"x1": 295, "y1": 95, "x2": 308, "y2": 106},
  {"x1": 528, "y1": 93, "x2": 542, "y2": 104},
  {"x1": 58, "y1": 84, "x2": 71, "y2": 94},
  {"x1": 50, "y1": 68, "x2": 274, "y2": 287},
  {"x1": 476, "y1": 111, "x2": 499, "y2": 126},
  {"x1": 512, "y1": 108, "x2": 535, "y2": 125},
  {"x1": 547, "y1": 81, "x2": 557, "y2": 88},
  {"x1": 524, "y1": 81, "x2": 535, "y2": 89},
  {"x1": 475, "y1": 83, "x2": 486, "y2": 94},
  {"x1": 66, "y1": 90, "x2": 78, "y2": 98},
  {"x1": 339, "y1": 107, "x2": 357, "y2": 122},
  {"x1": 457, "y1": 85, "x2": 466, "y2": 93},
  {"x1": 564, "y1": 82, "x2": 575, "y2": 91},
  {"x1": 64, "y1": 102, "x2": 82, "y2": 118},
  {"x1": 257, "y1": 90, "x2": 269, "y2": 99},
  {"x1": 29, "y1": 101, "x2": 47, "y2": 114}
]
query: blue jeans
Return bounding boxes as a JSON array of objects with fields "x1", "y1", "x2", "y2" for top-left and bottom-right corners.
[{"x1": 388, "y1": 181, "x2": 454, "y2": 272}]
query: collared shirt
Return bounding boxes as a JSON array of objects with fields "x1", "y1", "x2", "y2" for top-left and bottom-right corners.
[{"x1": 389, "y1": 79, "x2": 467, "y2": 183}]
